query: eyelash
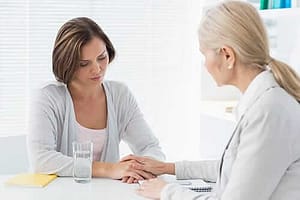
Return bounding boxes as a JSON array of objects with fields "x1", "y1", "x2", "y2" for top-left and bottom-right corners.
[
  {"x1": 80, "y1": 63, "x2": 88, "y2": 67},
  {"x1": 97, "y1": 56, "x2": 106, "y2": 61},
  {"x1": 79, "y1": 56, "x2": 107, "y2": 67}
]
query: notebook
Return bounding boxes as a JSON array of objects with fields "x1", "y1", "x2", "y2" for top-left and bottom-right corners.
[
  {"x1": 178, "y1": 179, "x2": 213, "y2": 193},
  {"x1": 187, "y1": 184, "x2": 213, "y2": 192},
  {"x1": 144, "y1": 175, "x2": 213, "y2": 193},
  {"x1": 5, "y1": 173, "x2": 57, "y2": 187}
]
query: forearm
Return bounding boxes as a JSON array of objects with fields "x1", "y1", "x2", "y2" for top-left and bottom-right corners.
[{"x1": 92, "y1": 161, "x2": 114, "y2": 178}]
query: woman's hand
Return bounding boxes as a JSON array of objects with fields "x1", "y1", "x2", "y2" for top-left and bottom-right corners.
[
  {"x1": 107, "y1": 160, "x2": 156, "y2": 183},
  {"x1": 119, "y1": 155, "x2": 156, "y2": 184},
  {"x1": 121, "y1": 155, "x2": 175, "y2": 176},
  {"x1": 136, "y1": 178, "x2": 167, "y2": 200}
]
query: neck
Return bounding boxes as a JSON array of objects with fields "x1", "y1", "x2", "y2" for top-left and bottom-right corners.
[
  {"x1": 68, "y1": 81, "x2": 104, "y2": 101},
  {"x1": 232, "y1": 64, "x2": 264, "y2": 93}
]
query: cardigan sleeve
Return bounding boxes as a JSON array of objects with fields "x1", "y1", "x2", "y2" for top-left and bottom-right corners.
[
  {"x1": 27, "y1": 88, "x2": 73, "y2": 176},
  {"x1": 158, "y1": 160, "x2": 220, "y2": 200}
]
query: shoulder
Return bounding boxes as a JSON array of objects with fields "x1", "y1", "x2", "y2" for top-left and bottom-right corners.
[
  {"x1": 248, "y1": 86, "x2": 300, "y2": 121},
  {"x1": 260, "y1": 87, "x2": 298, "y2": 112},
  {"x1": 39, "y1": 81, "x2": 67, "y2": 95},
  {"x1": 40, "y1": 81, "x2": 67, "y2": 94},
  {"x1": 33, "y1": 81, "x2": 68, "y2": 104}
]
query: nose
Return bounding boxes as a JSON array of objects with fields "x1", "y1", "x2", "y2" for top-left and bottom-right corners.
[{"x1": 91, "y1": 61, "x2": 101, "y2": 73}]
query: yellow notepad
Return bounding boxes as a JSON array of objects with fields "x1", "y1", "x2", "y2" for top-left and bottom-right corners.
[{"x1": 5, "y1": 173, "x2": 57, "y2": 187}]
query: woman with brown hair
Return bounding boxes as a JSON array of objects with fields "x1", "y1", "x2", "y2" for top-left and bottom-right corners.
[{"x1": 27, "y1": 17, "x2": 165, "y2": 184}]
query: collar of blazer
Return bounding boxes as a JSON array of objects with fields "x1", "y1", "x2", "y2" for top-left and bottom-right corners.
[{"x1": 234, "y1": 70, "x2": 279, "y2": 121}]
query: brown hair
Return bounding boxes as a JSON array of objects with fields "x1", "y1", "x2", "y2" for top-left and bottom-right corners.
[
  {"x1": 52, "y1": 17, "x2": 115, "y2": 84},
  {"x1": 198, "y1": 1, "x2": 300, "y2": 101}
]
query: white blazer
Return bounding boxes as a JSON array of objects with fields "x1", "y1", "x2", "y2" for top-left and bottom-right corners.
[{"x1": 162, "y1": 71, "x2": 300, "y2": 200}]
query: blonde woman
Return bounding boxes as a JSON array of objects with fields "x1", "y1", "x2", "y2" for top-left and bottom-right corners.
[
  {"x1": 27, "y1": 17, "x2": 165, "y2": 183},
  {"x1": 123, "y1": 1, "x2": 300, "y2": 199}
]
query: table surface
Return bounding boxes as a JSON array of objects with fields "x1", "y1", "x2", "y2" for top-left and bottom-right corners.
[{"x1": 0, "y1": 175, "x2": 149, "y2": 200}]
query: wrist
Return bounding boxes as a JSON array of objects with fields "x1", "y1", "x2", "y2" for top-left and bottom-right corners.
[
  {"x1": 92, "y1": 162, "x2": 114, "y2": 178},
  {"x1": 164, "y1": 162, "x2": 175, "y2": 175}
]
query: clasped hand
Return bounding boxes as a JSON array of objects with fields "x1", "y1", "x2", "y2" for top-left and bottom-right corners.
[{"x1": 113, "y1": 155, "x2": 156, "y2": 184}]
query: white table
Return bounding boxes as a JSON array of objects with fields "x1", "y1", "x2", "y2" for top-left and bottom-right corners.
[{"x1": 0, "y1": 175, "x2": 149, "y2": 200}]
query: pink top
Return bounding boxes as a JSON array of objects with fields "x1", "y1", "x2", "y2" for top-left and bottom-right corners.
[{"x1": 77, "y1": 122, "x2": 107, "y2": 161}]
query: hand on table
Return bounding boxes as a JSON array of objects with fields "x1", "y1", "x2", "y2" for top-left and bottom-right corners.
[{"x1": 136, "y1": 178, "x2": 167, "y2": 200}]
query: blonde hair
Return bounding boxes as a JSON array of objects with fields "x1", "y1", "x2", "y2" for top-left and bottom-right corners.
[{"x1": 198, "y1": 0, "x2": 300, "y2": 101}]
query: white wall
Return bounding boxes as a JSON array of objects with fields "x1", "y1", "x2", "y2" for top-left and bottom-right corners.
[{"x1": 0, "y1": 135, "x2": 29, "y2": 174}]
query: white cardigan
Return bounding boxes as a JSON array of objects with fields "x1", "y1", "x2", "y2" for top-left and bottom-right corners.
[
  {"x1": 27, "y1": 80, "x2": 165, "y2": 176},
  {"x1": 162, "y1": 71, "x2": 300, "y2": 200}
]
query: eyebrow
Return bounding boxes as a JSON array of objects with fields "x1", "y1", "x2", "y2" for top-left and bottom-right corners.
[{"x1": 80, "y1": 50, "x2": 107, "y2": 61}]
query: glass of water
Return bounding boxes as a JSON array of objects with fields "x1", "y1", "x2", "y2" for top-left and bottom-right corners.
[{"x1": 72, "y1": 141, "x2": 93, "y2": 183}]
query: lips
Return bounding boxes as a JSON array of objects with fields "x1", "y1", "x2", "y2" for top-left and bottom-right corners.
[{"x1": 91, "y1": 75, "x2": 102, "y2": 80}]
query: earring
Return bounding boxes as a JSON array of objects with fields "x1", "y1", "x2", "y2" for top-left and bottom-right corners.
[{"x1": 227, "y1": 65, "x2": 233, "y2": 69}]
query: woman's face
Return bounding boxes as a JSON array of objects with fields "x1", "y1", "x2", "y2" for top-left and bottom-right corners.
[
  {"x1": 71, "y1": 37, "x2": 109, "y2": 86},
  {"x1": 200, "y1": 47, "x2": 233, "y2": 86}
]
